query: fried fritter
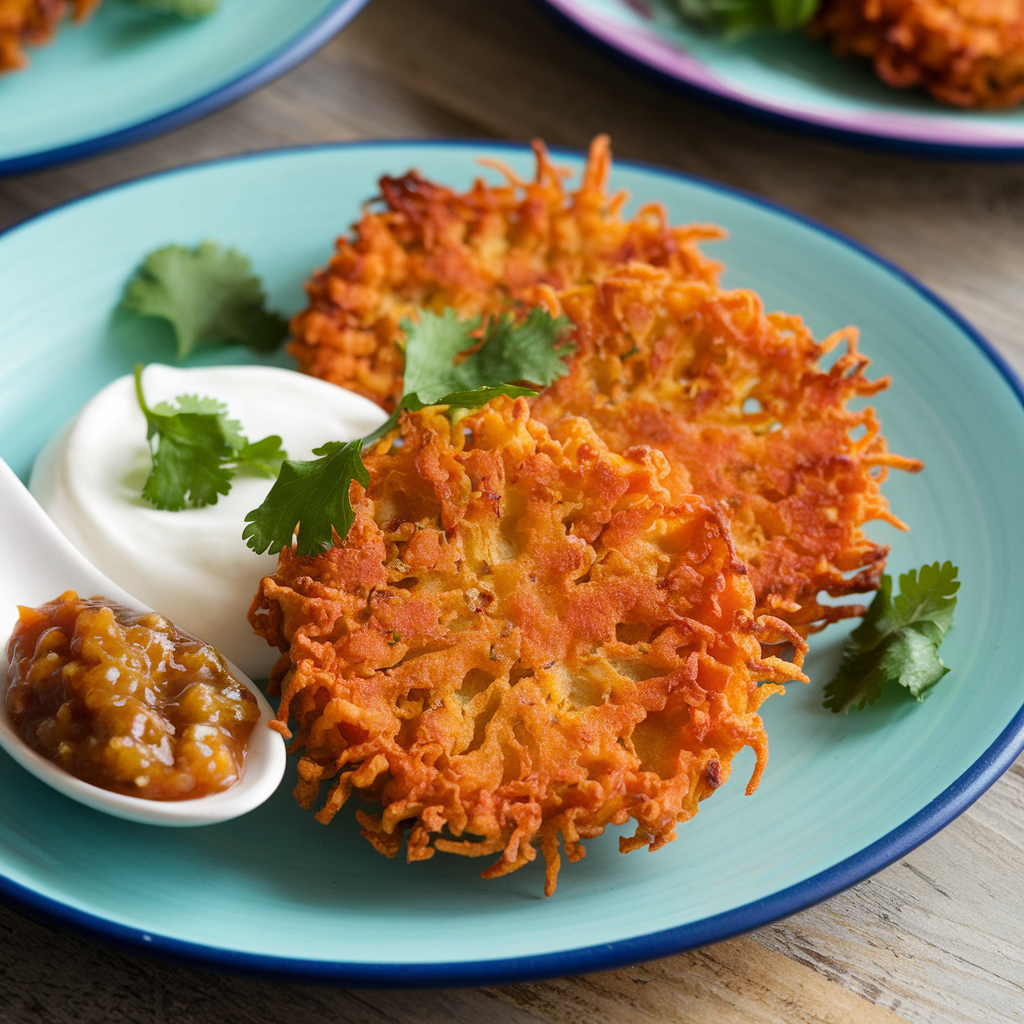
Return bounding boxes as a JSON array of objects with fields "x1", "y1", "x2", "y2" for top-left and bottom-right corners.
[
  {"x1": 811, "y1": 0, "x2": 1024, "y2": 108},
  {"x1": 0, "y1": 0, "x2": 98, "y2": 72},
  {"x1": 529, "y1": 263, "x2": 923, "y2": 636},
  {"x1": 288, "y1": 135, "x2": 723, "y2": 411},
  {"x1": 287, "y1": 137, "x2": 920, "y2": 635},
  {"x1": 250, "y1": 398, "x2": 806, "y2": 894}
]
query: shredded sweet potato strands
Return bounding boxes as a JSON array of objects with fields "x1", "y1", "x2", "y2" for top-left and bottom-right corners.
[
  {"x1": 530, "y1": 263, "x2": 923, "y2": 636},
  {"x1": 251, "y1": 400, "x2": 807, "y2": 895}
]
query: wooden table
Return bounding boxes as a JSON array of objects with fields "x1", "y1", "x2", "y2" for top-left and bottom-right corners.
[{"x1": 2, "y1": 1, "x2": 1024, "y2": 1021}]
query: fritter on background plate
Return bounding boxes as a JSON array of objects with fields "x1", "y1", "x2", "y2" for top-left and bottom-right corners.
[
  {"x1": 0, "y1": 0, "x2": 97, "y2": 71},
  {"x1": 812, "y1": 0, "x2": 1024, "y2": 108},
  {"x1": 250, "y1": 398, "x2": 806, "y2": 895}
]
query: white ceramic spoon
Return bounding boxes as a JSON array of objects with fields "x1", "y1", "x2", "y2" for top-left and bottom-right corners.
[{"x1": 0, "y1": 456, "x2": 286, "y2": 826}]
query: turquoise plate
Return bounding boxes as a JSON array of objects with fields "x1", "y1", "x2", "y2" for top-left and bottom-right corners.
[
  {"x1": 0, "y1": 0, "x2": 369, "y2": 175},
  {"x1": 1, "y1": 141, "x2": 1022, "y2": 984},
  {"x1": 537, "y1": 0, "x2": 1024, "y2": 156}
]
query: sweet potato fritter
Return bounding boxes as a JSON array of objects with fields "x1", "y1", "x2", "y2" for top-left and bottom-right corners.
[
  {"x1": 811, "y1": 0, "x2": 1024, "y2": 108},
  {"x1": 529, "y1": 263, "x2": 924, "y2": 636},
  {"x1": 288, "y1": 136, "x2": 723, "y2": 411},
  {"x1": 287, "y1": 139, "x2": 921, "y2": 636},
  {"x1": 250, "y1": 398, "x2": 806, "y2": 894},
  {"x1": 0, "y1": 0, "x2": 98, "y2": 72}
]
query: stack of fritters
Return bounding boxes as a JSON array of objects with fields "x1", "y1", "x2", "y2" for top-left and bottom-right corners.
[
  {"x1": 251, "y1": 399, "x2": 806, "y2": 895},
  {"x1": 0, "y1": 0, "x2": 97, "y2": 71},
  {"x1": 811, "y1": 0, "x2": 1024, "y2": 108},
  {"x1": 252, "y1": 138, "x2": 918, "y2": 890},
  {"x1": 288, "y1": 137, "x2": 921, "y2": 638}
]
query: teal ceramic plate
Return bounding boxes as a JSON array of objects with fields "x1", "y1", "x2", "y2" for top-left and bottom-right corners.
[
  {"x1": 0, "y1": 0, "x2": 369, "y2": 175},
  {"x1": 1, "y1": 141, "x2": 1022, "y2": 984},
  {"x1": 537, "y1": 0, "x2": 1024, "y2": 156}
]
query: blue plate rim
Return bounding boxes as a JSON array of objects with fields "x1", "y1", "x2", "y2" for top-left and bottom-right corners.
[
  {"x1": 529, "y1": 0, "x2": 1024, "y2": 161},
  {"x1": 1, "y1": 137, "x2": 1022, "y2": 985},
  {"x1": 0, "y1": 0, "x2": 372, "y2": 177}
]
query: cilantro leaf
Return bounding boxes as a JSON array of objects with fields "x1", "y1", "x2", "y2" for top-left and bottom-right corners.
[
  {"x1": 151, "y1": 393, "x2": 246, "y2": 449},
  {"x1": 401, "y1": 307, "x2": 574, "y2": 404},
  {"x1": 242, "y1": 442, "x2": 368, "y2": 556},
  {"x1": 823, "y1": 562, "x2": 959, "y2": 713},
  {"x1": 235, "y1": 435, "x2": 287, "y2": 478},
  {"x1": 128, "y1": 0, "x2": 218, "y2": 19},
  {"x1": 677, "y1": 0, "x2": 818, "y2": 34},
  {"x1": 135, "y1": 365, "x2": 288, "y2": 510},
  {"x1": 368, "y1": 309, "x2": 573, "y2": 445},
  {"x1": 121, "y1": 243, "x2": 288, "y2": 359},
  {"x1": 243, "y1": 309, "x2": 574, "y2": 556},
  {"x1": 141, "y1": 406, "x2": 234, "y2": 511}
]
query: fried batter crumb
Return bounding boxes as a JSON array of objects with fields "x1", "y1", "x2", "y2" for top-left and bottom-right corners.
[{"x1": 250, "y1": 399, "x2": 806, "y2": 894}]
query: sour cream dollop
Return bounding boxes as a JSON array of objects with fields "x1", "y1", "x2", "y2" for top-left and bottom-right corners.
[{"x1": 30, "y1": 365, "x2": 388, "y2": 680}]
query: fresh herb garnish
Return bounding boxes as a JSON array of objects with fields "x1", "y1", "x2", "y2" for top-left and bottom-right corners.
[
  {"x1": 121, "y1": 242, "x2": 288, "y2": 360},
  {"x1": 823, "y1": 562, "x2": 959, "y2": 713},
  {"x1": 128, "y1": 0, "x2": 218, "y2": 18},
  {"x1": 401, "y1": 306, "x2": 575, "y2": 405},
  {"x1": 677, "y1": 0, "x2": 818, "y2": 34},
  {"x1": 242, "y1": 440, "x2": 368, "y2": 554},
  {"x1": 243, "y1": 308, "x2": 573, "y2": 557},
  {"x1": 135, "y1": 365, "x2": 287, "y2": 511}
]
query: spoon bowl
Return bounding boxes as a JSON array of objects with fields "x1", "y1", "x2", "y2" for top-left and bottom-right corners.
[{"x1": 0, "y1": 456, "x2": 286, "y2": 826}]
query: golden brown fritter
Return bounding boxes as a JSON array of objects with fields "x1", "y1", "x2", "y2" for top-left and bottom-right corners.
[
  {"x1": 286, "y1": 140, "x2": 920, "y2": 636},
  {"x1": 811, "y1": 0, "x2": 1024, "y2": 108},
  {"x1": 0, "y1": 0, "x2": 98, "y2": 72},
  {"x1": 288, "y1": 135, "x2": 723, "y2": 411},
  {"x1": 250, "y1": 398, "x2": 806, "y2": 894},
  {"x1": 529, "y1": 263, "x2": 924, "y2": 636}
]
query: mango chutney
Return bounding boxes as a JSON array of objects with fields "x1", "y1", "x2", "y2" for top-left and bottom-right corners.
[{"x1": 4, "y1": 591, "x2": 259, "y2": 800}]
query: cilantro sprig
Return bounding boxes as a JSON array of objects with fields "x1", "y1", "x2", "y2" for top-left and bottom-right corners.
[
  {"x1": 121, "y1": 243, "x2": 288, "y2": 360},
  {"x1": 401, "y1": 306, "x2": 574, "y2": 405},
  {"x1": 135, "y1": 365, "x2": 287, "y2": 511},
  {"x1": 677, "y1": 0, "x2": 818, "y2": 34},
  {"x1": 243, "y1": 307, "x2": 573, "y2": 557},
  {"x1": 823, "y1": 562, "x2": 959, "y2": 713}
]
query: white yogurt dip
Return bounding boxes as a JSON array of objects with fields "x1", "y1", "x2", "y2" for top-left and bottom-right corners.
[{"x1": 30, "y1": 364, "x2": 388, "y2": 680}]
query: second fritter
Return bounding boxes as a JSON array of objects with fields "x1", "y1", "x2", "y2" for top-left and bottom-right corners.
[{"x1": 251, "y1": 398, "x2": 806, "y2": 894}]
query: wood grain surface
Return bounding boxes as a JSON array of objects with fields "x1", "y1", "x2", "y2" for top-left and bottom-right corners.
[{"x1": 2, "y1": 1, "x2": 1024, "y2": 1022}]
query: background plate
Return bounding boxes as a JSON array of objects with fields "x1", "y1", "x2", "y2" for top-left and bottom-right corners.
[
  {"x1": 1, "y1": 140, "x2": 1023, "y2": 985},
  {"x1": 537, "y1": 0, "x2": 1024, "y2": 156},
  {"x1": 0, "y1": 0, "x2": 369, "y2": 175}
]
